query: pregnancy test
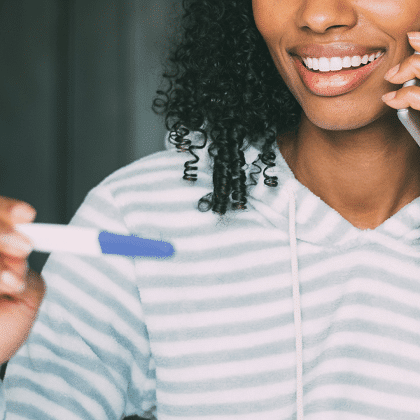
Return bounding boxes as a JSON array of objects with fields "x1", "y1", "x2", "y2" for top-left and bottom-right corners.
[
  {"x1": 15, "y1": 223, "x2": 174, "y2": 258},
  {"x1": 397, "y1": 51, "x2": 420, "y2": 147}
]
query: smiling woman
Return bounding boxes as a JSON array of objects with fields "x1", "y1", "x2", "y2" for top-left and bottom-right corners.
[
  {"x1": 4, "y1": 0, "x2": 420, "y2": 419},
  {"x1": 251, "y1": 0, "x2": 420, "y2": 230},
  {"x1": 291, "y1": 50, "x2": 386, "y2": 96}
]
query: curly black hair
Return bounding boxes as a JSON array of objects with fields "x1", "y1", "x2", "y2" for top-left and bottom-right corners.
[{"x1": 152, "y1": 0, "x2": 302, "y2": 216}]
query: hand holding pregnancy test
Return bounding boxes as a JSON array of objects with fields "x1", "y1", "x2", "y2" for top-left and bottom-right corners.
[
  {"x1": 0, "y1": 197, "x2": 174, "y2": 365},
  {"x1": 14, "y1": 223, "x2": 174, "y2": 258},
  {"x1": 0, "y1": 200, "x2": 45, "y2": 365}
]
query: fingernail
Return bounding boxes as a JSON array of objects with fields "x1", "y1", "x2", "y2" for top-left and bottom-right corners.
[
  {"x1": 11, "y1": 205, "x2": 36, "y2": 223},
  {"x1": 1, "y1": 271, "x2": 25, "y2": 292},
  {"x1": 384, "y1": 64, "x2": 400, "y2": 80},
  {"x1": 408, "y1": 32, "x2": 420, "y2": 41},
  {"x1": 382, "y1": 91, "x2": 397, "y2": 101}
]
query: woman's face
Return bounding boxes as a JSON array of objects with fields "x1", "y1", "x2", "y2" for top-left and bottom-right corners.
[{"x1": 252, "y1": 0, "x2": 420, "y2": 131}]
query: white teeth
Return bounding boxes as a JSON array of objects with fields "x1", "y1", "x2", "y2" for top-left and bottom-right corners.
[
  {"x1": 351, "y1": 56, "x2": 362, "y2": 67},
  {"x1": 302, "y1": 51, "x2": 383, "y2": 72},
  {"x1": 342, "y1": 56, "x2": 352, "y2": 68},
  {"x1": 330, "y1": 57, "x2": 343, "y2": 71}
]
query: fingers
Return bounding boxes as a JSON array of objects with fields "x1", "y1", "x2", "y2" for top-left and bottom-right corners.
[
  {"x1": 381, "y1": 85, "x2": 420, "y2": 110},
  {"x1": 0, "y1": 269, "x2": 45, "y2": 364},
  {"x1": 4, "y1": 255, "x2": 29, "y2": 278},
  {"x1": 0, "y1": 197, "x2": 36, "y2": 295},
  {"x1": 384, "y1": 34, "x2": 420, "y2": 83},
  {"x1": 0, "y1": 197, "x2": 36, "y2": 225},
  {"x1": 0, "y1": 220, "x2": 34, "y2": 258},
  {"x1": 382, "y1": 32, "x2": 420, "y2": 109},
  {"x1": 0, "y1": 218, "x2": 34, "y2": 293},
  {"x1": 0, "y1": 256, "x2": 28, "y2": 293},
  {"x1": 0, "y1": 197, "x2": 43, "y2": 364}
]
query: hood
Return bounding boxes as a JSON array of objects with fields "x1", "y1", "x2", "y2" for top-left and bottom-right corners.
[{"x1": 243, "y1": 139, "x2": 420, "y2": 253}]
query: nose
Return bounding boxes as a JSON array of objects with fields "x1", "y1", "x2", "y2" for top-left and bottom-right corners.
[{"x1": 296, "y1": 0, "x2": 356, "y2": 34}]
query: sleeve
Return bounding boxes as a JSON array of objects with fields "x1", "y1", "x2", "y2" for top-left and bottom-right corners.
[{"x1": 3, "y1": 184, "x2": 156, "y2": 420}]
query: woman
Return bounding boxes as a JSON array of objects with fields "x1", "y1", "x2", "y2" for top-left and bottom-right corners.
[{"x1": 3, "y1": 0, "x2": 420, "y2": 418}]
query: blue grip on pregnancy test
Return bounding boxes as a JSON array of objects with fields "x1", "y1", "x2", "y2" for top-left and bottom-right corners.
[{"x1": 99, "y1": 231, "x2": 174, "y2": 258}]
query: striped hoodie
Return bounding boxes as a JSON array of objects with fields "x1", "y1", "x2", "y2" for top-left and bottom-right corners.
[{"x1": 3, "y1": 131, "x2": 420, "y2": 420}]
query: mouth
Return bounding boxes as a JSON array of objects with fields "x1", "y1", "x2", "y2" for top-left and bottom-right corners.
[{"x1": 290, "y1": 50, "x2": 387, "y2": 97}]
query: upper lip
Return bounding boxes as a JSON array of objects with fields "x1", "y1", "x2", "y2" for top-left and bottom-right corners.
[{"x1": 288, "y1": 43, "x2": 387, "y2": 59}]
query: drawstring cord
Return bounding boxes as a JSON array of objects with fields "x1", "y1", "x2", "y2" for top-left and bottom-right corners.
[{"x1": 287, "y1": 186, "x2": 304, "y2": 420}]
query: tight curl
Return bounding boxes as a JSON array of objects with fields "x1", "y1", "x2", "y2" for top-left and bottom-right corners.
[{"x1": 152, "y1": 0, "x2": 302, "y2": 216}]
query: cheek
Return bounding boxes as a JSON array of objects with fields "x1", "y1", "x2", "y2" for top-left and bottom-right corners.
[
  {"x1": 252, "y1": 1, "x2": 271, "y2": 39},
  {"x1": 252, "y1": 0, "x2": 285, "y2": 40},
  {"x1": 358, "y1": 1, "x2": 420, "y2": 35}
]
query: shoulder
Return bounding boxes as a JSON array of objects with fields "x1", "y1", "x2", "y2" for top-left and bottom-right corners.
[
  {"x1": 99, "y1": 132, "x2": 213, "y2": 193},
  {"x1": 78, "y1": 132, "x2": 215, "y2": 224}
]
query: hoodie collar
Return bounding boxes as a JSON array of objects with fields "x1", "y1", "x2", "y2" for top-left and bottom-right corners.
[{"x1": 243, "y1": 140, "x2": 420, "y2": 252}]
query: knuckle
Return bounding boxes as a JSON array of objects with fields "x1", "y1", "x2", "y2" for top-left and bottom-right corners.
[
  {"x1": 0, "y1": 198, "x2": 36, "y2": 224},
  {"x1": 10, "y1": 204, "x2": 36, "y2": 223},
  {"x1": 0, "y1": 233, "x2": 33, "y2": 257},
  {"x1": 0, "y1": 270, "x2": 25, "y2": 293}
]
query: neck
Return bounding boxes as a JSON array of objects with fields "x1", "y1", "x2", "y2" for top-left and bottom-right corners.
[{"x1": 278, "y1": 113, "x2": 420, "y2": 230}]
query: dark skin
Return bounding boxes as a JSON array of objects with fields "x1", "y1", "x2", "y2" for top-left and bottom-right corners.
[
  {"x1": 0, "y1": 199, "x2": 45, "y2": 365},
  {"x1": 253, "y1": 0, "x2": 420, "y2": 230},
  {"x1": 277, "y1": 114, "x2": 420, "y2": 230}
]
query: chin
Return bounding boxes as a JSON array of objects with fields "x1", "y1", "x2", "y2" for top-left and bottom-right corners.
[
  {"x1": 302, "y1": 102, "x2": 393, "y2": 132},
  {"x1": 310, "y1": 119, "x2": 371, "y2": 131}
]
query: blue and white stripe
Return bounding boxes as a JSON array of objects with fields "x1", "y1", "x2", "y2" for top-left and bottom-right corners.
[{"x1": 4, "y1": 131, "x2": 420, "y2": 419}]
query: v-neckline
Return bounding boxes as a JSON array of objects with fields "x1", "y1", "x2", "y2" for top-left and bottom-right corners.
[{"x1": 243, "y1": 139, "x2": 420, "y2": 248}]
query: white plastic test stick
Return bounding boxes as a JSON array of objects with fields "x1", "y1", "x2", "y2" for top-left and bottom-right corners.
[{"x1": 15, "y1": 223, "x2": 174, "y2": 258}]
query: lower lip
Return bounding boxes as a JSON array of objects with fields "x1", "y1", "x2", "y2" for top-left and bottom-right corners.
[{"x1": 292, "y1": 53, "x2": 385, "y2": 97}]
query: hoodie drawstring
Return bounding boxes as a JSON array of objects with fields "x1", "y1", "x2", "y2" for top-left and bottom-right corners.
[{"x1": 287, "y1": 186, "x2": 304, "y2": 420}]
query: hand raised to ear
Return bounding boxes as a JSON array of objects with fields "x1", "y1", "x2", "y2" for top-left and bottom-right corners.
[{"x1": 382, "y1": 32, "x2": 420, "y2": 108}]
